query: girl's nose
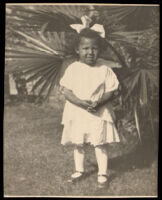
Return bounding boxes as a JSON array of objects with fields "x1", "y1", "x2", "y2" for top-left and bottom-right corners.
[{"x1": 88, "y1": 49, "x2": 94, "y2": 54}]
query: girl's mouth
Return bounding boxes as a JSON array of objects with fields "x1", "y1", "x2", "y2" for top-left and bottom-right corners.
[{"x1": 87, "y1": 57, "x2": 94, "y2": 59}]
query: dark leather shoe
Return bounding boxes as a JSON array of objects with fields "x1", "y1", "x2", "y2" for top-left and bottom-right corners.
[{"x1": 67, "y1": 171, "x2": 85, "y2": 183}]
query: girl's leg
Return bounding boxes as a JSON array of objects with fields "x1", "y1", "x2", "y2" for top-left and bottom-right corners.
[
  {"x1": 72, "y1": 145, "x2": 85, "y2": 178},
  {"x1": 95, "y1": 145, "x2": 108, "y2": 183}
]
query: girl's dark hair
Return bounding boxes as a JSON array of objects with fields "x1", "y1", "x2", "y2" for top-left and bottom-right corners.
[{"x1": 73, "y1": 28, "x2": 107, "y2": 52}]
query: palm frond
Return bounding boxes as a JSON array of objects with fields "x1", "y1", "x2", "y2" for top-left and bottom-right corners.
[
  {"x1": 100, "y1": 6, "x2": 157, "y2": 31},
  {"x1": 105, "y1": 40, "x2": 129, "y2": 71},
  {"x1": 43, "y1": 67, "x2": 60, "y2": 101},
  {"x1": 29, "y1": 65, "x2": 57, "y2": 94},
  {"x1": 11, "y1": 29, "x2": 61, "y2": 55},
  {"x1": 146, "y1": 69, "x2": 159, "y2": 88},
  {"x1": 6, "y1": 5, "x2": 85, "y2": 31},
  {"x1": 6, "y1": 57, "x2": 58, "y2": 73},
  {"x1": 99, "y1": 6, "x2": 137, "y2": 26},
  {"x1": 107, "y1": 30, "x2": 145, "y2": 50},
  {"x1": 5, "y1": 27, "x2": 71, "y2": 74},
  {"x1": 5, "y1": 27, "x2": 65, "y2": 99},
  {"x1": 134, "y1": 106, "x2": 142, "y2": 144},
  {"x1": 140, "y1": 70, "x2": 148, "y2": 105},
  {"x1": 123, "y1": 68, "x2": 159, "y2": 107},
  {"x1": 37, "y1": 67, "x2": 57, "y2": 96},
  {"x1": 123, "y1": 70, "x2": 141, "y2": 99},
  {"x1": 25, "y1": 64, "x2": 55, "y2": 83}
]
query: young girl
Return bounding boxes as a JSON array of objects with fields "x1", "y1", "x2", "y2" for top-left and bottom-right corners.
[{"x1": 59, "y1": 28, "x2": 120, "y2": 188}]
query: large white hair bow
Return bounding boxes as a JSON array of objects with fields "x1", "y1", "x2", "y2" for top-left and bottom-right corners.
[{"x1": 70, "y1": 15, "x2": 105, "y2": 38}]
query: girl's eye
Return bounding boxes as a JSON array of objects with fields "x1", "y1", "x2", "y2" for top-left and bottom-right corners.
[{"x1": 83, "y1": 47, "x2": 98, "y2": 50}]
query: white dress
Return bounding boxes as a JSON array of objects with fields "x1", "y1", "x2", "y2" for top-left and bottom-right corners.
[{"x1": 59, "y1": 60, "x2": 120, "y2": 146}]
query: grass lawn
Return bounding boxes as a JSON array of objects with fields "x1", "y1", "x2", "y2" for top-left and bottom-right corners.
[{"x1": 4, "y1": 100, "x2": 158, "y2": 197}]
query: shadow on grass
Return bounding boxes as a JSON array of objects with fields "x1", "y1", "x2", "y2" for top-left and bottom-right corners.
[
  {"x1": 109, "y1": 138, "x2": 157, "y2": 173},
  {"x1": 86, "y1": 138, "x2": 158, "y2": 184},
  {"x1": 85, "y1": 163, "x2": 98, "y2": 177}
]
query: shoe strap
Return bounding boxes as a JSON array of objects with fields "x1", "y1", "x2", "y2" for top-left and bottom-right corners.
[
  {"x1": 75, "y1": 171, "x2": 84, "y2": 174},
  {"x1": 98, "y1": 174, "x2": 108, "y2": 178}
]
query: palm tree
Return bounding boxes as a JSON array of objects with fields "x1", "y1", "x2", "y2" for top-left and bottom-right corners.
[{"x1": 5, "y1": 5, "x2": 159, "y2": 148}]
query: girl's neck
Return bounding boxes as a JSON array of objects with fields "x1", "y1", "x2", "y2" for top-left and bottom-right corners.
[{"x1": 78, "y1": 59, "x2": 97, "y2": 67}]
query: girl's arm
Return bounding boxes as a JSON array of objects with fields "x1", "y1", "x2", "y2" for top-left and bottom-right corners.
[
  {"x1": 90, "y1": 91, "x2": 114, "y2": 111},
  {"x1": 93, "y1": 68, "x2": 120, "y2": 110},
  {"x1": 97, "y1": 91, "x2": 114, "y2": 107},
  {"x1": 60, "y1": 86, "x2": 91, "y2": 109}
]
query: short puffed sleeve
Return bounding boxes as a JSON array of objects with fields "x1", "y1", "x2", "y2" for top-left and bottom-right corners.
[
  {"x1": 59, "y1": 64, "x2": 74, "y2": 90},
  {"x1": 105, "y1": 67, "x2": 119, "y2": 93}
]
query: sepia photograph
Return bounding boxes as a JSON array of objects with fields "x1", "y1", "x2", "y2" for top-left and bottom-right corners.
[{"x1": 4, "y1": 3, "x2": 159, "y2": 197}]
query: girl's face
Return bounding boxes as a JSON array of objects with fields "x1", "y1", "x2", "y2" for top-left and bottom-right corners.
[{"x1": 76, "y1": 37, "x2": 100, "y2": 66}]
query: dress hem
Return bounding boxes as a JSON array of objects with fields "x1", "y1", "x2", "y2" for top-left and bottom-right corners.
[{"x1": 61, "y1": 140, "x2": 120, "y2": 147}]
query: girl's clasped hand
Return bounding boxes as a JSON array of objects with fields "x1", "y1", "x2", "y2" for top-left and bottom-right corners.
[{"x1": 85, "y1": 100, "x2": 98, "y2": 113}]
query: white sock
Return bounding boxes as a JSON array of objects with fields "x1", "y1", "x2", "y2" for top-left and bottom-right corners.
[
  {"x1": 74, "y1": 146, "x2": 85, "y2": 173},
  {"x1": 95, "y1": 145, "x2": 108, "y2": 176}
]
